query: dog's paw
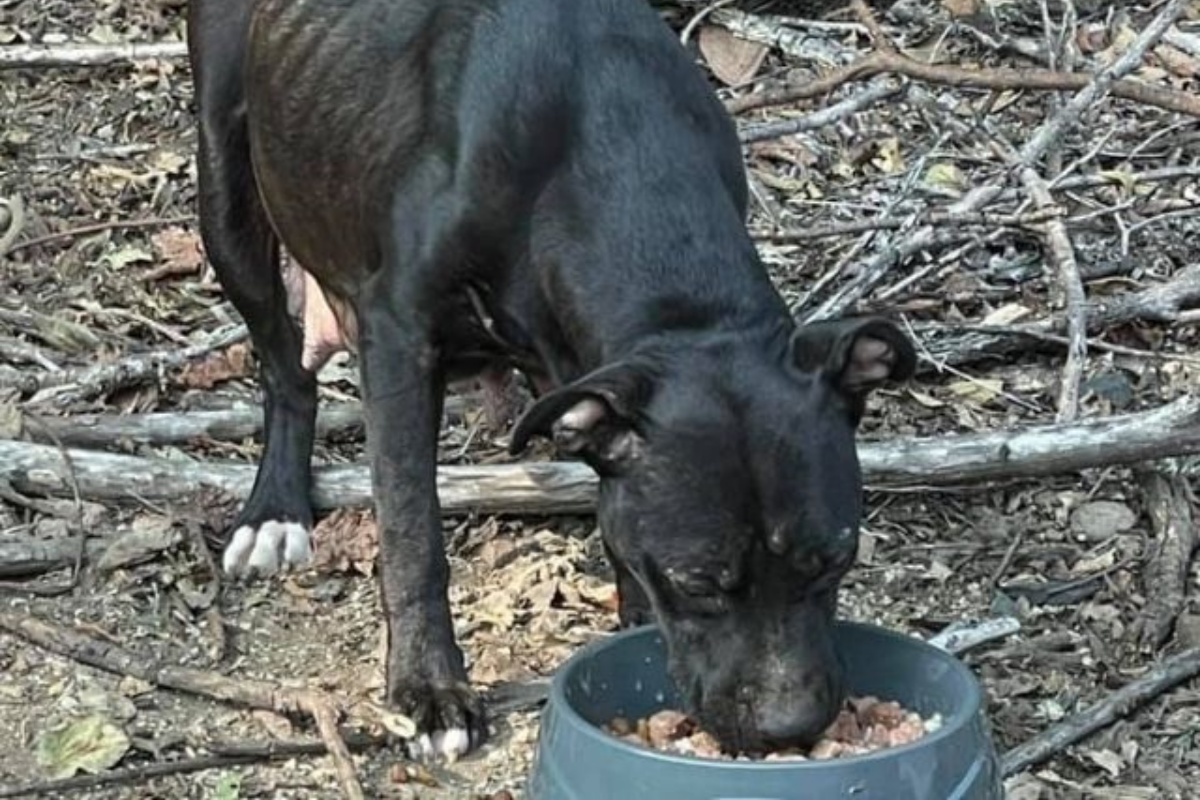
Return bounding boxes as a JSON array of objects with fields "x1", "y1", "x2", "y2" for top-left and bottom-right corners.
[
  {"x1": 392, "y1": 680, "x2": 487, "y2": 763},
  {"x1": 223, "y1": 520, "x2": 312, "y2": 577}
]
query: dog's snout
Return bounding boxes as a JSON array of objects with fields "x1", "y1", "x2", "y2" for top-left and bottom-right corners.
[{"x1": 752, "y1": 687, "x2": 840, "y2": 747}]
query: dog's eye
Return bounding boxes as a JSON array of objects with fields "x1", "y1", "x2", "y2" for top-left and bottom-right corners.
[
  {"x1": 678, "y1": 577, "x2": 721, "y2": 598},
  {"x1": 666, "y1": 572, "x2": 730, "y2": 615},
  {"x1": 659, "y1": 567, "x2": 715, "y2": 595}
]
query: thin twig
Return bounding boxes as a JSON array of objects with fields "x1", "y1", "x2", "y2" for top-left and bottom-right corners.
[
  {"x1": 0, "y1": 196, "x2": 26, "y2": 257},
  {"x1": 1016, "y1": 0, "x2": 1186, "y2": 169},
  {"x1": 304, "y1": 692, "x2": 366, "y2": 800},
  {"x1": 739, "y1": 79, "x2": 905, "y2": 143},
  {"x1": 7, "y1": 214, "x2": 195, "y2": 255},
  {"x1": 0, "y1": 754, "x2": 261, "y2": 798},
  {"x1": 0, "y1": 733, "x2": 391, "y2": 799},
  {"x1": 757, "y1": 207, "x2": 1061, "y2": 243},
  {"x1": 1020, "y1": 168, "x2": 1087, "y2": 422},
  {"x1": 1000, "y1": 646, "x2": 1200, "y2": 776}
]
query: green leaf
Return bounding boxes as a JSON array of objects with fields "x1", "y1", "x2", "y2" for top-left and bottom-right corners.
[
  {"x1": 922, "y1": 162, "x2": 967, "y2": 192},
  {"x1": 212, "y1": 771, "x2": 242, "y2": 800},
  {"x1": 35, "y1": 715, "x2": 130, "y2": 779}
]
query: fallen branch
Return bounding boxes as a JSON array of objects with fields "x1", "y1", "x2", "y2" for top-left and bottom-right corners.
[
  {"x1": 0, "y1": 440, "x2": 597, "y2": 515},
  {"x1": 801, "y1": 0, "x2": 1187, "y2": 321},
  {"x1": 3, "y1": 398, "x2": 1200, "y2": 511},
  {"x1": 756, "y1": 207, "x2": 1063, "y2": 243},
  {"x1": 1019, "y1": 168, "x2": 1087, "y2": 422},
  {"x1": 0, "y1": 40, "x2": 187, "y2": 69},
  {"x1": 1133, "y1": 470, "x2": 1197, "y2": 651},
  {"x1": 912, "y1": 264, "x2": 1200, "y2": 368},
  {"x1": 1013, "y1": 0, "x2": 1186, "y2": 174},
  {"x1": 19, "y1": 396, "x2": 475, "y2": 449},
  {"x1": 739, "y1": 78, "x2": 904, "y2": 143},
  {"x1": 0, "y1": 611, "x2": 374, "y2": 800},
  {"x1": 1000, "y1": 645, "x2": 1200, "y2": 776},
  {"x1": 0, "y1": 535, "x2": 105, "y2": 580},
  {"x1": 11, "y1": 325, "x2": 248, "y2": 408},
  {"x1": 710, "y1": 8, "x2": 859, "y2": 69},
  {"x1": 724, "y1": 12, "x2": 1200, "y2": 117}
]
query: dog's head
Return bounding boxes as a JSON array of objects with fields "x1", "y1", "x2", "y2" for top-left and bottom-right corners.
[{"x1": 511, "y1": 317, "x2": 915, "y2": 752}]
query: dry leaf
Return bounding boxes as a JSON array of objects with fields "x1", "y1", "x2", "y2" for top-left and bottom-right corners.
[
  {"x1": 926, "y1": 559, "x2": 955, "y2": 582},
  {"x1": 1075, "y1": 23, "x2": 1110, "y2": 54},
  {"x1": 526, "y1": 578, "x2": 562, "y2": 613},
  {"x1": 35, "y1": 715, "x2": 130, "y2": 779},
  {"x1": 103, "y1": 245, "x2": 154, "y2": 270},
  {"x1": 907, "y1": 389, "x2": 946, "y2": 409},
  {"x1": 251, "y1": 710, "x2": 294, "y2": 739},
  {"x1": 148, "y1": 227, "x2": 203, "y2": 280},
  {"x1": 922, "y1": 162, "x2": 967, "y2": 193},
  {"x1": 946, "y1": 378, "x2": 1003, "y2": 405},
  {"x1": 1070, "y1": 549, "x2": 1116, "y2": 576},
  {"x1": 981, "y1": 303, "x2": 1032, "y2": 326},
  {"x1": 697, "y1": 26, "x2": 769, "y2": 87},
  {"x1": 150, "y1": 149, "x2": 188, "y2": 174},
  {"x1": 1083, "y1": 748, "x2": 1124, "y2": 778},
  {"x1": 1153, "y1": 43, "x2": 1200, "y2": 78},
  {"x1": 177, "y1": 343, "x2": 253, "y2": 389},
  {"x1": 940, "y1": 0, "x2": 979, "y2": 17},
  {"x1": 117, "y1": 677, "x2": 153, "y2": 698},
  {"x1": 576, "y1": 581, "x2": 619, "y2": 613},
  {"x1": 97, "y1": 515, "x2": 183, "y2": 572},
  {"x1": 311, "y1": 508, "x2": 378, "y2": 576}
]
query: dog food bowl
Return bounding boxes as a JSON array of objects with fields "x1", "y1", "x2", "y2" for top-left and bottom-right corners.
[{"x1": 528, "y1": 621, "x2": 1002, "y2": 800}]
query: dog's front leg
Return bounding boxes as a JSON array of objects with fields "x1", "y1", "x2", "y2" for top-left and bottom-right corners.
[{"x1": 358, "y1": 275, "x2": 486, "y2": 761}]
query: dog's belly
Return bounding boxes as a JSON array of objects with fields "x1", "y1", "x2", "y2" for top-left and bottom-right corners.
[{"x1": 279, "y1": 259, "x2": 355, "y2": 372}]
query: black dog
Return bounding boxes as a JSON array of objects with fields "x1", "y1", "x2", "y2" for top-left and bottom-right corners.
[{"x1": 187, "y1": 0, "x2": 915, "y2": 760}]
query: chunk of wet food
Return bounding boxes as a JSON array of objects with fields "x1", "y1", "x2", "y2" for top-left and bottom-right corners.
[{"x1": 603, "y1": 696, "x2": 942, "y2": 760}]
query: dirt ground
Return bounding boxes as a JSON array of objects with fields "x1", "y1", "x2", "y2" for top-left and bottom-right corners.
[{"x1": 2, "y1": 1, "x2": 1199, "y2": 798}]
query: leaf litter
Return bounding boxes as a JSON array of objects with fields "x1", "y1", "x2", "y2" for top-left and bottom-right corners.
[{"x1": 1, "y1": 1, "x2": 1199, "y2": 798}]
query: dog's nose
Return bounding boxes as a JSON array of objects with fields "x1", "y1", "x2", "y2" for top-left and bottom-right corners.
[
  {"x1": 754, "y1": 698, "x2": 839, "y2": 747},
  {"x1": 748, "y1": 681, "x2": 844, "y2": 748}
]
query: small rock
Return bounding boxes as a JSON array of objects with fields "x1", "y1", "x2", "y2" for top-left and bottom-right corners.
[{"x1": 1070, "y1": 500, "x2": 1137, "y2": 541}]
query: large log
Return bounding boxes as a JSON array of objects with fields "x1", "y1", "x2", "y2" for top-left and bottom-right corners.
[
  {"x1": 1, "y1": 397, "x2": 1198, "y2": 514},
  {"x1": 22, "y1": 396, "x2": 473, "y2": 449}
]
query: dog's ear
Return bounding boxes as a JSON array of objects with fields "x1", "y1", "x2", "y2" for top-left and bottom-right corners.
[
  {"x1": 790, "y1": 317, "x2": 916, "y2": 396},
  {"x1": 510, "y1": 362, "x2": 656, "y2": 475}
]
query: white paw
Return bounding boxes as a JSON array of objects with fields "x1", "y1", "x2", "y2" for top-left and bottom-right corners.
[
  {"x1": 222, "y1": 520, "x2": 312, "y2": 577},
  {"x1": 406, "y1": 727, "x2": 472, "y2": 763}
]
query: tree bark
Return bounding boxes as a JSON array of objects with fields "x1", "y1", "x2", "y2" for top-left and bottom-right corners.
[
  {"x1": 0, "y1": 41, "x2": 187, "y2": 69},
  {"x1": 20, "y1": 397, "x2": 469, "y2": 449}
]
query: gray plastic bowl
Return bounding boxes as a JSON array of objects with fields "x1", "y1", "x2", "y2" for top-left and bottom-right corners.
[{"x1": 528, "y1": 621, "x2": 1002, "y2": 800}]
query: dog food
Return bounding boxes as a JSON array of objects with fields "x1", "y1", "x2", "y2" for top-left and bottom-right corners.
[{"x1": 604, "y1": 696, "x2": 942, "y2": 760}]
